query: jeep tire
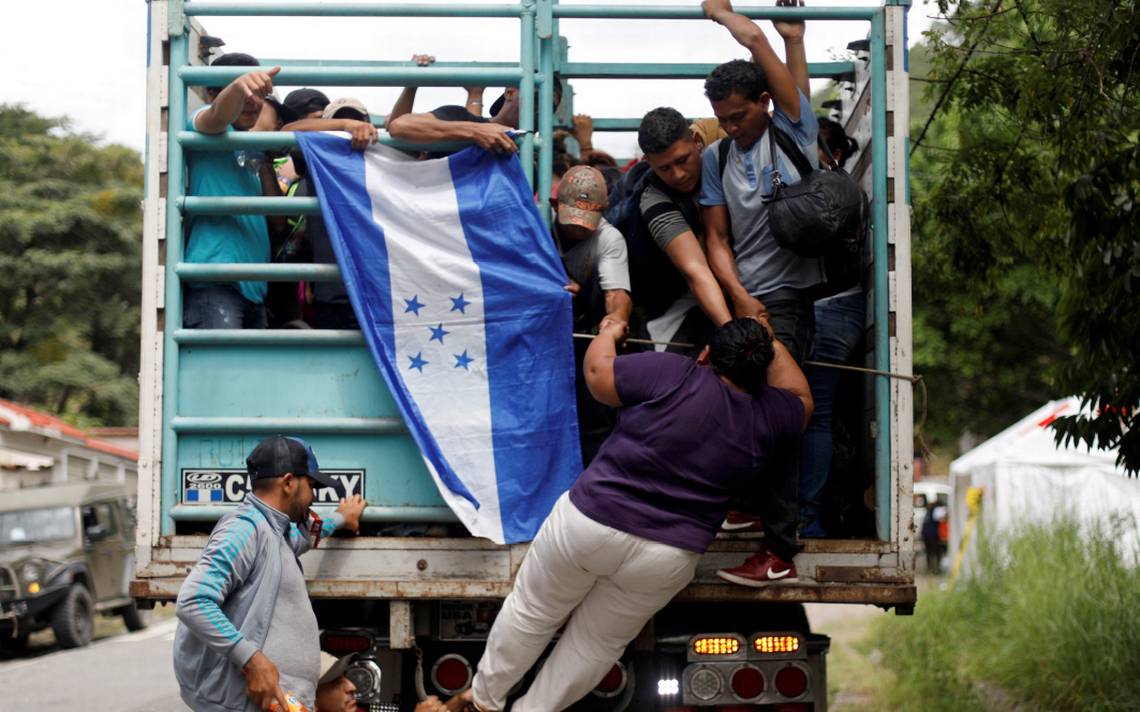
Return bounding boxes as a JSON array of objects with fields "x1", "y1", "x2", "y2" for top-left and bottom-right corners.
[
  {"x1": 51, "y1": 584, "x2": 94, "y2": 649},
  {"x1": 120, "y1": 601, "x2": 147, "y2": 632}
]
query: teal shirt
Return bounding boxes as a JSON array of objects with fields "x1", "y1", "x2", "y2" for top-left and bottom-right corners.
[{"x1": 185, "y1": 107, "x2": 269, "y2": 304}]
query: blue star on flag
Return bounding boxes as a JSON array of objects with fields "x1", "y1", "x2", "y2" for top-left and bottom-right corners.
[
  {"x1": 429, "y1": 323, "x2": 449, "y2": 343},
  {"x1": 454, "y1": 349, "x2": 475, "y2": 370},
  {"x1": 404, "y1": 295, "x2": 425, "y2": 316},
  {"x1": 408, "y1": 352, "x2": 429, "y2": 372},
  {"x1": 450, "y1": 292, "x2": 471, "y2": 314}
]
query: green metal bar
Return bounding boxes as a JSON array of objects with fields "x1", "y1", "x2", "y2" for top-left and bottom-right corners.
[
  {"x1": 171, "y1": 416, "x2": 407, "y2": 434},
  {"x1": 536, "y1": 0, "x2": 555, "y2": 221},
  {"x1": 519, "y1": 3, "x2": 537, "y2": 187},
  {"x1": 176, "y1": 130, "x2": 470, "y2": 154},
  {"x1": 560, "y1": 60, "x2": 855, "y2": 79},
  {"x1": 261, "y1": 59, "x2": 519, "y2": 69},
  {"x1": 161, "y1": 31, "x2": 189, "y2": 537},
  {"x1": 170, "y1": 505, "x2": 457, "y2": 523},
  {"x1": 179, "y1": 66, "x2": 529, "y2": 87},
  {"x1": 553, "y1": 5, "x2": 876, "y2": 20},
  {"x1": 870, "y1": 10, "x2": 892, "y2": 541},
  {"x1": 174, "y1": 329, "x2": 364, "y2": 345},
  {"x1": 176, "y1": 263, "x2": 341, "y2": 282},
  {"x1": 185, "y1": 2, "x2": 524, "y2": 17},
  {"x1": 181, "y1": 196, "x2": 321, "y2": 215}
]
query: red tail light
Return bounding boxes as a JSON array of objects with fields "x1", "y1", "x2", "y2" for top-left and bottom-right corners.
[
  {"x1": 774, "y1": 664, "x2": 808, "y2": 698},
  {"x1": 592, "y1": 661, "x2": 627, "y2": 697},
  {"x1": 729, "y1": 664, "x2": 765, "y2": 700},
  {"x1": 432, "y1": 654, "x2": 472, "y2": 694}
]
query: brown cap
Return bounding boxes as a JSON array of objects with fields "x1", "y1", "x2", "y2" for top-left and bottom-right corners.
[
  {"x1": 556, "y1": 166, "x2": 608, "y2": 231},
  {"x1": 318, "y1": 652, "x2": 357, "y2": 687},
  {"x1": 322, "y1": 97, "x2": 371, "y2": 121}
]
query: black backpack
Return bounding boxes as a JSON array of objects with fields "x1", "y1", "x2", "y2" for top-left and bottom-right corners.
[
  {"x1": 716, "y1": 130, "x2": 866, "y2": 299},
  {"x1": 604, "y1": 162, "x2": 698, "y2": 321}
]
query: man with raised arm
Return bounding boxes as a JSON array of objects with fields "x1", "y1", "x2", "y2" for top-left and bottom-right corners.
[
  {"x1": 183, "y1": 53, "x2": 284, "y2": 330},
  {"x1": 454, "y1": 316, "x2": 811, "y2": 712},
  {"x1": 386, "y1": 75, "x2": 562, "y2": 156},
  {"x1": 698, "y1": 0, "x2": 823, "y2": 584}
]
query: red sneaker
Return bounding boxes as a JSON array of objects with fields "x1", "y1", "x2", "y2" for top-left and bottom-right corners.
[
  {"x1": 716, "y1": 549, "x2": 799, "y2": 587},
  {"x1": 720, "y1": 510, "x2": 764, "y2": 533}
]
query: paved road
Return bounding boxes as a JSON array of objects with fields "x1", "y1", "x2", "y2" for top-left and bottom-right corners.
[{"x1": 0, "y1": 618, "x2": 187, "y2": 711}]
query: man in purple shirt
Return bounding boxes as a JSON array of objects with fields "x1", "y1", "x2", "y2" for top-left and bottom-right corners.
[{"x1": 457, "y1": 316, "x2": 812, "y2": 712}]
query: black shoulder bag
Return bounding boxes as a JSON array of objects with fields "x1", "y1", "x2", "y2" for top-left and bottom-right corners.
[{"x1": 764, "y1": 126, "x2": 868, "y2": 297}]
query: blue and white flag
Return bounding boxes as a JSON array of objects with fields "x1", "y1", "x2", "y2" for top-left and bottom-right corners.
[{"x1": 296, "y1": 134, "x2": 581, "y2": 544}]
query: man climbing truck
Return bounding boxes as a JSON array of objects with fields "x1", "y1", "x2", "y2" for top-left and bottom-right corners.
[{"x1": 132, "y1": 2, "x2": 915, "y2": 709}]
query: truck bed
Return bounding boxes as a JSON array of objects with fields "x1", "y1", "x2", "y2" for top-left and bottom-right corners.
[{"x1": 130, "y1": 536, "x2": 915, "y2": 608}]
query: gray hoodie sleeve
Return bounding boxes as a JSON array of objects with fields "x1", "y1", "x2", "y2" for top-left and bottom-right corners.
[
  {"x1": 286, "y1": 510, "x2": 346, "y2": 557},
  {"x1": 175, "y1": 513, "x2": 262, "y2": 668}
]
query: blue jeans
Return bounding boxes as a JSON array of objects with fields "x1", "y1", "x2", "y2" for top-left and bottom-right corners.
[
  {"x1": 799, "y1": 291, "x2": 864, "y2": 527},
  {"x1": 184, "y1": 285, "x2": 267, "y2": 329}
]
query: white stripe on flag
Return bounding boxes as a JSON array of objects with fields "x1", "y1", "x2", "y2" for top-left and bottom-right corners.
[{"x1": 363, "y1": 147, "x2": 503, "y2": 543}]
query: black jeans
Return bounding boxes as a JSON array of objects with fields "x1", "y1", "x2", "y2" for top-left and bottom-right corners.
[{"x1": 746, "y1": 287, "x2": 815, "y2": 561}]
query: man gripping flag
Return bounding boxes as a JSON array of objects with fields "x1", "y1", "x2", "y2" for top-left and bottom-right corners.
[{"x1": 296, "y1": 133, "x2": 581, "y2": 544}]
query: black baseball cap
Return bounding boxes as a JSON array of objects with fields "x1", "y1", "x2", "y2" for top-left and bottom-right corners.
[
  {"x1": 264, "y1": 95, "x2": 299, "y2": 125},
  {"x1": 246, "y1": 436, "x2": 344, "y2": 497},
  {"x1": 285, "y1": 88, "x2": 331, "y2": 118}
]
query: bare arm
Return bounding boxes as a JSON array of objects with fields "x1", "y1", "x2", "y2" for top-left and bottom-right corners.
[
  {"x1": 194, "y1": 67, "x2": 281, "y2": 135},
  {"x1": 279, "y1": 117, "x2": 378, "y2": 150},
  {"x1": 387, "y1": 113, "x2": 518, "y2": 153},
  {"x1": 702, "y1": 0, "x2": 801, "y2": 120},
  {"x1": 702, "y1": 204, "x2": 768, "y2": 319},
  {"x1": 766, "y1": 338, "x2": 813, "y2": 427},
  {"x1": 387, "y1": 87, "x2": 419, "y2": 127},
  {"x1": 603, "y1": 288, "x2": 633, "y2": 324},
  {"x1": 584, "y1": 317, "x2": 627, "y2": 407},
  {"x1": 386, "y1": 54, "x2": 435, "y2": 127},
  {"x1": 663, "y1": 231, "x2": 732, "y2": 326},
  {"x1": 774, "y1": 0, "x2": 810, "y2": 97}
]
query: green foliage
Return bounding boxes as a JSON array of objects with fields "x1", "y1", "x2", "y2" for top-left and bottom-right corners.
[
  {"x1": 909, "y1": 40, "x2": 1064, "y2": 450},
  {"x1": 911, "y1": 1, "x2": 1140, "y2": 471},
  {"x1": 0, "y1": 104, "x2": 142, "y2": 426},
  {"x1": 873, "y1": 519, "x2": 1140, "y2": 711}
]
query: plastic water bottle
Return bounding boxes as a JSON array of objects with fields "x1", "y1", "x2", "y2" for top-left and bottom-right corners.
[{"x1": 235, "y1": 149, "x2": 266, "y2": 174}]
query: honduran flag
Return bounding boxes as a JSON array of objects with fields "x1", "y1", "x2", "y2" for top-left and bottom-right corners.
[{"x1": 295, "y1": 134, "x2": 581, "y2": 544}]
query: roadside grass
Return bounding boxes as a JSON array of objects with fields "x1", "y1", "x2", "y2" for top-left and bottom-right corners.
[{"x1": 871, "y1": 518, "x2": 1140, "y2": 712}]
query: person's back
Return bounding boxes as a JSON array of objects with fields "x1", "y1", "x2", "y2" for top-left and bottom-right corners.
[{"x1": 571, "y1": 351, "x2": 803, "y2": 553}]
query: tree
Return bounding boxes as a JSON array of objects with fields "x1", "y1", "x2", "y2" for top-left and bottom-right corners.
[
  {"x1": 913, "y1": 0, "x2": 1140, "y2": 472},
  {"x1": 0, "y1": 104, "x2": 142, "y2": 426}
]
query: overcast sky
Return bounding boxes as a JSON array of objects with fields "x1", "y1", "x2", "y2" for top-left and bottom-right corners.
[{"x1": 0, "y1": 0, "x2": 939, "y2": 158}]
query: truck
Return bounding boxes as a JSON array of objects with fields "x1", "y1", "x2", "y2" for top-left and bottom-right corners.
[{"x1": 133, "y1": 2, "x2": 915, "y2": 710}]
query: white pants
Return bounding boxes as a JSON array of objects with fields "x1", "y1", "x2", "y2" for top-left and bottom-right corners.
[{"x1": 471, "y1": 493, "x2": 700, "y2": 711}]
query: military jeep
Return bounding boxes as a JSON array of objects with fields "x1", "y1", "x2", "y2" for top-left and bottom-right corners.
[{"x1": 0, "y1": 483, "x2": 145, "y2": 652}]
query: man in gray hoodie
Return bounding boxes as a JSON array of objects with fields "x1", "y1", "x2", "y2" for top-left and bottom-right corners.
[{"x1": 173, "y1": 436, "x2": 365, "y2": 711}]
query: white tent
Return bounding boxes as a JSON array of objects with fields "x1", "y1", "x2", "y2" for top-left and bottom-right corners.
[{"x1": 948, "y1": 397, "x2": 1140, "y2": 572}]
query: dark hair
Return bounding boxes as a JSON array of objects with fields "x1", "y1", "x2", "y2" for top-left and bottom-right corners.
[
  {"x1": 709, "y1": 318, "x2": 775, "y2": 392},
  {"x1": 818, "y1": 117, "x2": 859, "y2": 168},
  {"x1": 637, "y1": 107, "x2": 691, "y2": 155},
  {"x1": 704, "y1": 59, "x2": 769, "y2": 103},
  {"x1": 583, "y1": 150, "x2": 617, "y2": 168},
  {"x1": 208, "y1": 52, "x2": 260, "y2": 91},
  {"x1": 489, "y1": 70, "x2": 564, "y2": 117}
]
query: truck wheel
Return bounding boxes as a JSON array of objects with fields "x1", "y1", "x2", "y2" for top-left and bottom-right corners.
[
  {"x1": 120, "y1": 601, "x2": 147, "y2": 632},
  {"x1": 51, "y1": 584, "x2": 94, "y2": 649}
]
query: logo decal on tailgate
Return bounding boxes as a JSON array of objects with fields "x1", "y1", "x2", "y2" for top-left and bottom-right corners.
[{"x1": 181, "y1": 469, "x2": 365, "y2": 504}]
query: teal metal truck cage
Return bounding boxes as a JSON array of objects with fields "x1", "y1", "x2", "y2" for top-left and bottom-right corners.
[{"x1": 135, "y1": 0, "x2": 915, "y2": 615}]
